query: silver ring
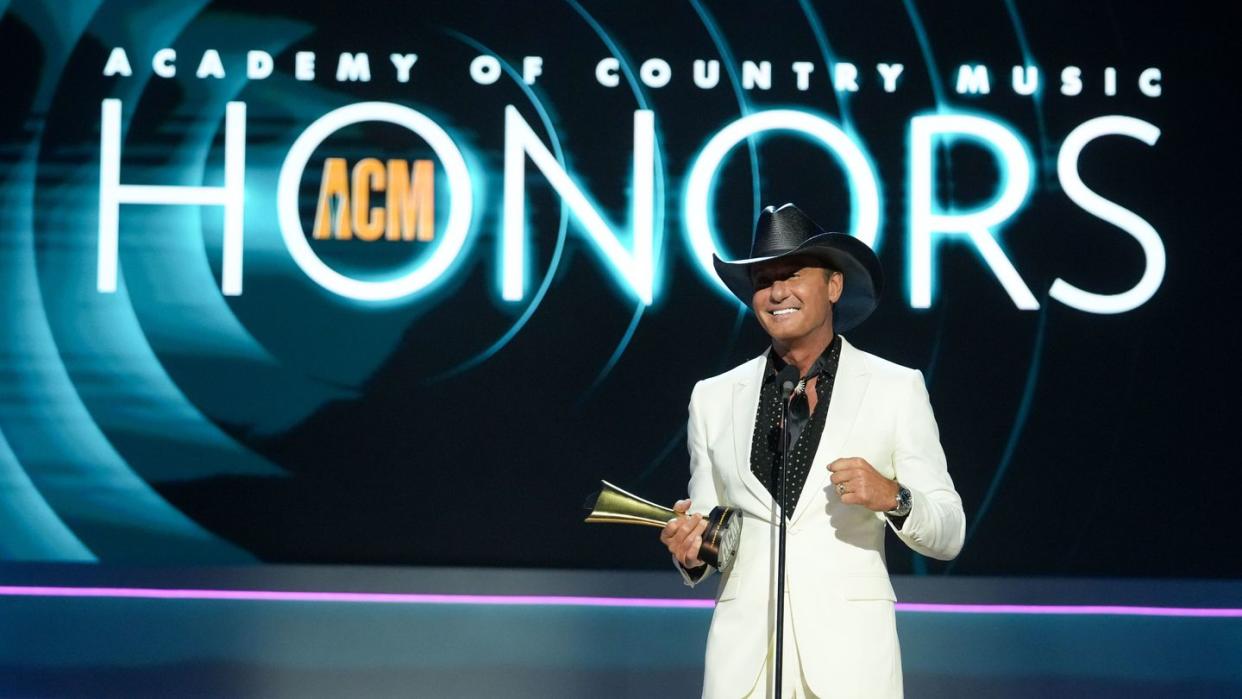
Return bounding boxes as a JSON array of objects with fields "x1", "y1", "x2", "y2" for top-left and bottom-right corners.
[{"x1": 836, "y1": 483, "x2": 846, "y2": 495}]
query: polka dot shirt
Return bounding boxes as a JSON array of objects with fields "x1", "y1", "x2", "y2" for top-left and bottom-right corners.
[{"x1": 749, "y1": 335, "x2": 842, "y2": 518}]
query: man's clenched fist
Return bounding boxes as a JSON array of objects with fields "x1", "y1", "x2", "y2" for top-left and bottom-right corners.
[{"x1": 828, "y1": 457, "x2": 900, "y2": 512}]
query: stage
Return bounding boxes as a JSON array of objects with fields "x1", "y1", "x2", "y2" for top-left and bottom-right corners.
[{"x1": 3, "y1": 565, "x2": 1238, "y2": 697}]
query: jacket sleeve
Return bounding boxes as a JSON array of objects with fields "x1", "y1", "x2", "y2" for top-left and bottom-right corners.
[
  {"x1": 674, "y1": 380, "x2": 725, "y2": 586},
  {"x1": 885, "y1": 369, "x2": 966, "y2": 561}
]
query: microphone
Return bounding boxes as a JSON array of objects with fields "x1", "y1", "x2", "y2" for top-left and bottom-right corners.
[{"x1": 776, "y1": 364, "x2": 800, "y2": 401}]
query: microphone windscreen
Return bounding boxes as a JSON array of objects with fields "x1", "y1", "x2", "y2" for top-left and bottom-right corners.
[{"x1": 776, "y1": 365, "x2": 799, "y2": 399}]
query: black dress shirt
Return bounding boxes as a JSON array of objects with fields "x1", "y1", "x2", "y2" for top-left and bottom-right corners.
[{"x1": 749, "y1": 335, "x2": 843, "y2": 517}]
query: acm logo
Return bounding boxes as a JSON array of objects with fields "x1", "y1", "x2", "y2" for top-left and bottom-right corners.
[{"x1": 312, "y1": 157, "x2": 435, "y2": 243}]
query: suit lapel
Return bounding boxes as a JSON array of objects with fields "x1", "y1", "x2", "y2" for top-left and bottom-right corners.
[
  {"x1": 791, "y1": 336, "x2": 871, "y2": 525},
  {"x1": 732, "y1": 353, "x2": 772, "y2": 510}
]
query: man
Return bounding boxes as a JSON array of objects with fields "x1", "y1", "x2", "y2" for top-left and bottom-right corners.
[{"x1": 660, "y1": 204, "x2": 965, "y2": 698}]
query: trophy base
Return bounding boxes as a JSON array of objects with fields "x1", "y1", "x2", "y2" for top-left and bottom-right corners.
[{"x1": 699, "y1": 506, "x2": 742, "y2": 571}]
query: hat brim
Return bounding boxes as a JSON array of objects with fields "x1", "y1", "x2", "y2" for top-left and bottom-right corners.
[{"x1": 711, "y1": 232, "x2": 883, "y2": 332}]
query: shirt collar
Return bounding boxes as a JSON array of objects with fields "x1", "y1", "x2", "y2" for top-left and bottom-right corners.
[{"x1": 765, "y1": 334, "x2": 842, "y2": 382}]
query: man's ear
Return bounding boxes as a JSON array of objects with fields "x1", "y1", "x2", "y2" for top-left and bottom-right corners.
[{"x1": 829, "y1": 271, "x2": 845, "y2": 303}]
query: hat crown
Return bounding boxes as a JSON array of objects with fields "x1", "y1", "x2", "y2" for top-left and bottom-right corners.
[
  {"x1": 750, "y1": 203, "x2": 825, "y2": 258},
  {"x1": 711, "y1": 201, "x2": 884, "y2": 332}
]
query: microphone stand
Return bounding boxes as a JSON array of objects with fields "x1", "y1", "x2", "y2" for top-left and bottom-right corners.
[{"x1": 774, "y1": 371, "x2": 798, "y2": 698}]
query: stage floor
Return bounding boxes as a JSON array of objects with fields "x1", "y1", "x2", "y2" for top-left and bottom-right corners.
[{"x1": 2, "y1": 565, "x2": 1239, "y2": 697}]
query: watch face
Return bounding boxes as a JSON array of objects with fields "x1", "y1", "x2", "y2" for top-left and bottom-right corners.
[
  {"x1": 897, "y1": 487, "x2": 912, "y2": 514},
  {"x1": 887, "y1": 486, "x2": 912, "y2": 516}
]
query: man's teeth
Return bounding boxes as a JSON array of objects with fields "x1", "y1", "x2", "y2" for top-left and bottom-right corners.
[{"x1": 772, "y1": 308, "x2": 798, "y2": 316}]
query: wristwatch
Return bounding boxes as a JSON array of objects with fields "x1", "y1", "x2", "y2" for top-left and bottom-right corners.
[{"x1": 886, "y1": 484, "x2": 912, "y2": 517}]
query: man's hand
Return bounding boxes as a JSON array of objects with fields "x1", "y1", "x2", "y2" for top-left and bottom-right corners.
[
  {"x1": 828, "y1": 458, "x2": 900, "y2": 512},
  {"x1": 660, "y1": 499, "x2": 708, "y2": 569}
]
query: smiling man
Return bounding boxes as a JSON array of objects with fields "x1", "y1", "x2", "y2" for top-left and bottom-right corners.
[{"x1": 659, "y1": 203, "x2": 965, "y2": 698}]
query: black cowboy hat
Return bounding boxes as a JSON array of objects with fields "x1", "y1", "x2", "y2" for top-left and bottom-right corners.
[{"x1": 712, "y1": 203, "x2": 884, "y2": 332}]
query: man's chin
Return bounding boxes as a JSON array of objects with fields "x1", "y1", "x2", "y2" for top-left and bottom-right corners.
[{"x1": 764, "y1": 327, "x2": 806, "y2": 343}]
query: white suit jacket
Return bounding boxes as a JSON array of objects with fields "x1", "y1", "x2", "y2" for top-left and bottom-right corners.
[{"x1": 678, "y1": 337, "x2": 965, "y2": 698}]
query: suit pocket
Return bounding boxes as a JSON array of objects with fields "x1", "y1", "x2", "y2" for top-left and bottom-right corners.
[
  {"x1": 717, "y1": 570, "x2": 743, "y2": 602},
  {"x1": 843, "y1": 574, "x2": 896, "y2": 602}
]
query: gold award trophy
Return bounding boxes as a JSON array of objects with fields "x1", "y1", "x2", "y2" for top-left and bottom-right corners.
[{"x1": 584, "y1": 480, "x2": 742, "y2": 570}]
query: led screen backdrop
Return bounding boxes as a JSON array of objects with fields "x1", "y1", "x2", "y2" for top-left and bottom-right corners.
[{"x1": 0, "y1": 0, "x2": 1236, "y2": 576}]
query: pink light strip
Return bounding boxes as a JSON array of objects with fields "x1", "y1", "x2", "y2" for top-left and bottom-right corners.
[
  {"x1": 896, "y1": 603, "x2": 1242, "y2": 618},
  {"x1": 0, "y1": 586, "x2": 712, "y2": 608},
  {"x1": 0, "y1": 586, "x2": 1239, "y2": 617}
]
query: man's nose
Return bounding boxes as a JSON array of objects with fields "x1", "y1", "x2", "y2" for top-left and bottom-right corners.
[{"x1": 770, "y1": 279, "x2": 789, "y2": 301}]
